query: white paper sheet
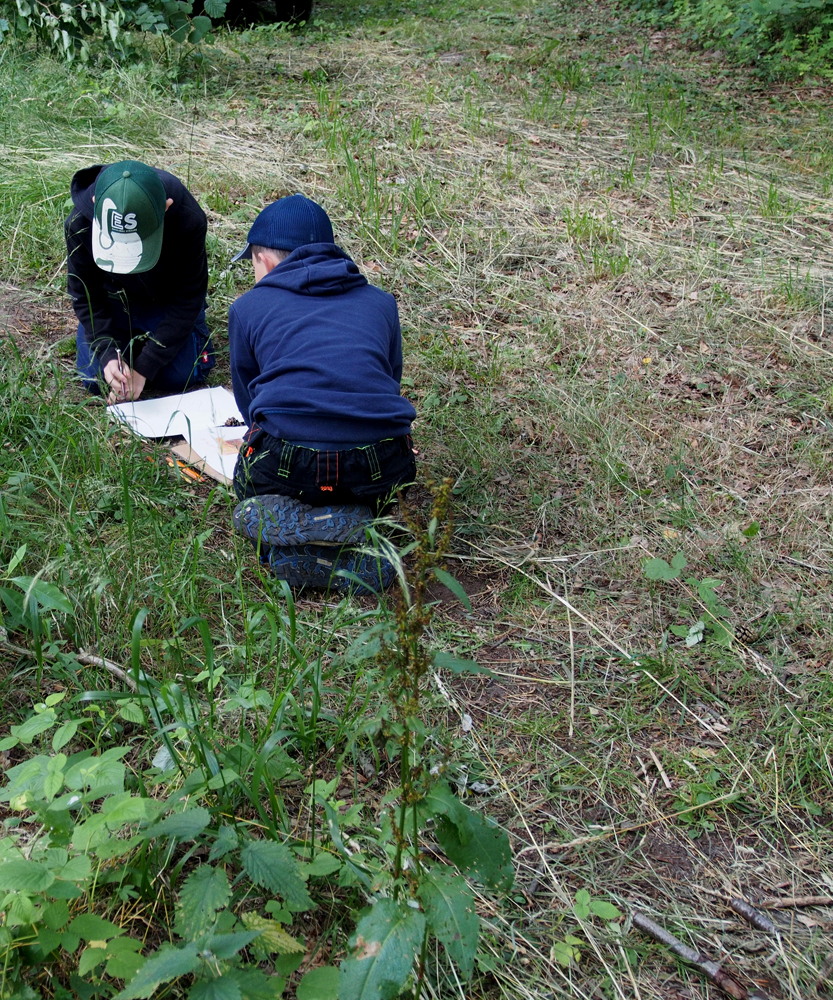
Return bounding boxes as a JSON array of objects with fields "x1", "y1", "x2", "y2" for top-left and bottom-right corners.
[
  {"x1": 108, "y1": 386, "x2": 244, "y2": 439},
  {"x1": 185, "y1": 425, "x2": 248, "y2": 482}
]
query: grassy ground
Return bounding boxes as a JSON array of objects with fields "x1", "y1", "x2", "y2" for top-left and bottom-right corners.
[{"x1": 1, "y1": 0, "x2": 833, "y2": 997}]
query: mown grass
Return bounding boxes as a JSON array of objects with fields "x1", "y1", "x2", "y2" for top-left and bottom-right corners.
[{"x1": 1, "y1": 0, "x2": 833, "y2": 996}]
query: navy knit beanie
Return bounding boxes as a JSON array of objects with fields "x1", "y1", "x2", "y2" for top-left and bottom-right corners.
[{"x1": 232, "y1": 194, "x2": 334, "y2": 260}]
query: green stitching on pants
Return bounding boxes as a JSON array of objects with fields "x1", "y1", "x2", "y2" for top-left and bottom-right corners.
[
  {"x1": 277, "y1": 442, "x2": 295, "y2": 478},
  {"x1": 365, "y1": 444, "x2": 382, "y2": 481}
]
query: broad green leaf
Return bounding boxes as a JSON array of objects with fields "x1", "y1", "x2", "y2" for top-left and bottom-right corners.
[
  {"x1": 321, "y1": 800, "x2": 372, "y2": 889},
  {"x1": 417, "y1": 782, "x2": 471, "y2": 841},
  {"x1": 417, "y1": 872, "x2": 478, "y2": 979},
  {"x1": 208, "y1": 824, "x2": 238, "y2": 862},
  {"x1": 64, "y1": 753, "x2": 127, "y2": 794},
  {"x1": 101, "y1": 793, "x2": 152, "y2": 827},
  {"x1": 0, "y1": 859, "x2": 56, "y2": 892},
  {"x1": 741, "y1": 521, "x2": 760, "y2": 538},
  {"x1": 432, "y1": 651, "x2": 491, "y2": 675},
  {"x1": 142, "y1": 806, "x2": 210, "y2": 841},
  {"x1": 221, "y1": 969, "x2": 287, "y2": 1000},
  {"x1": 300, "y1": 853, "x2": 342, "y2": 878},
  {"x1": 53, "y1": 720, "x2": 80, "y2": 751},
  {"x1": 643, "y1": 558, "x2": 680, "y2": 582},
  {"x1": 11, "y1": 576, "x2": 73, "y2": 613},
  {"x1": 11, "y1": 710, "x2": 58, "y2": 743},
  {"x1": 36, "y1": 926, "x2": 62, "y2": 956},
  {"x1": 296, "y1": 966, "x2": 339, "y2": 1000},
  {"x1": 58, "y1": 854, "x2": 92, "y2": 882},
  {"x1": 435, "y1": 810, "x2": 513, "y2": 892},
  {"x1": 12, "y1": 576, "x2": 72, "y2": 615},
  {"x1": 240, "y1": 913, "x2": 304, "y2": 960},
  {"x1": 204, "y1": 930, "x2": 260, "y2": 960},
  {"x1": 573, "y1": 888, "x2": 591, "y2": 920},
  {"x1": 42, "y1": 900, "x2": 70, "y2": 931},
  {"x1": 589, "y1": 899, "x2": 622, "y2": 921},
  {"x1": 119, "y1": 702, "x2": 145, "y2": 724},
  {"x1": 432, "y1": 568, "x2": 472, "y2": 611},
  {"x1": 179, "y1": 866, "x2": 231, "y2": 934},
  {"x1": 79, "y1": 943, "x2": 108, "y2": 976},
  {"x1": 106, "y1": 936, "x2": 146, "y2": 981},
  {"x1": 670, "y1": 552, "x2": 688, "y2": 571},
  {"x1": 339, "y1": 898, "x2": 425, "y2": 1000},
  {"x1": 202, "y1": 0, "x2": 226, "y2": 15},
  {"x1": 7, "y1": 544, "x2": 26, "y2": 576},
  {"x1": 189, "y1": 978, "x2": 242, "y2": 1000},
  {"x1": 71, "y1": 814, "x2": 110, "y2": 852},
  {"x1": 188, "y1": 14, "x2": 212, "y2": 43},
  {"x1": 115, "y1": 942, "x2": 201, "y2": 1000},
  {"x1": 68, "y1": 913, "x2": 123, "y2": 941},
  {"x1": 240, "y1": 840, "x2": 313, "y2": 911}
]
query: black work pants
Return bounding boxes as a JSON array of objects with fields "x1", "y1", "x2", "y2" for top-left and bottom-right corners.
[{"x1": 233, "y1": 425, "x2": 416, "y2": 514}]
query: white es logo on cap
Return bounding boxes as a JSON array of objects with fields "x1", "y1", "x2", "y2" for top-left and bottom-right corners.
[{"x1": 92, "y1": 197, "x2": 143, "y2": 273}]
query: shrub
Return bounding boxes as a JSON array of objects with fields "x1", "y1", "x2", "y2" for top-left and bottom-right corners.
[{"x1": 622, "y1": 0, "x2": 833, "y2": 79}]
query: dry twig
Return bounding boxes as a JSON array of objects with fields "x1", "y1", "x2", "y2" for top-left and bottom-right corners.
[
  {"x1": 632, "y1": 911, "x2": 770, "y2": 1000},
  {"x1": 0, "y1": 636, "x2": 137, "y2": 692}
]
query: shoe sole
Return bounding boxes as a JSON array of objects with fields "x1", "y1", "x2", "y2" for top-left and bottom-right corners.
[{"x1": 234, "y1": 494, "x2": 373, "y2": 547}]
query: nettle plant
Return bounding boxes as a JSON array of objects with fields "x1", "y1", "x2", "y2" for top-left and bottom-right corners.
[
  {"x1": 0, "y1": 484, "x2": 513, "y2": 999},
  {"x1": 0, "y1": 697, "x2": 317, "y2": 1000}
]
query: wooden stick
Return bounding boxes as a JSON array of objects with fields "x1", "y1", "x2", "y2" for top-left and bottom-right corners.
[
  {"x1": 729, "y1": 899, "x2": 776, "y2": 935},
  {"x1": 0, "y1": 638, "x2": 137, "y2": 692},
  {"x1": 760, "y1": 895, "x2": 833, "y2": 909},
  {"x1": 632, "y1": 911, "x2": 770, "y2": 1000}
]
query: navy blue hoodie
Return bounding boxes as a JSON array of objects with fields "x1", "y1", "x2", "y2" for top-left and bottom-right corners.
[{"x1": 228, "y1": 244, "x2": 416, "y2": 446}]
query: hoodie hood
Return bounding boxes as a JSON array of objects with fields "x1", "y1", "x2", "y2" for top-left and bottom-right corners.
[
  {"x1": 70, "y1": 165, "x2": 105, "y2": 221},
  {"x1": 257, "y1": 243, "x2": 368, "y2": 297}
]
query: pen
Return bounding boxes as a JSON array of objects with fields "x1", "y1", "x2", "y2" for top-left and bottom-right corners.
[{"x1": 116, "y1": 349, "x2": 124, "y2": 375}]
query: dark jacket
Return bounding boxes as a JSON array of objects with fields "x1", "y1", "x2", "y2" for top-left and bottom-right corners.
[
  {"x1": 228, "y1": 244, "x2": 415, "y2": 446},
  {"x1": 65, "y1": 165, "x2": 208, "y2": 380}
]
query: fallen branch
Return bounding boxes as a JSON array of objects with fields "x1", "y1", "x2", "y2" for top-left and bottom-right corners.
[
  {"x1": 729, "y1": 899, "x2": 776, "y2": 935},
  {"x1": 760, "y1": 895, "x2": 833, "y2": 910},
  {"x1": 632, "y1": 911, "x2": 770, "y2": 1000},
  {"x1": 0, "y1": 636, "x2": 137, "y2": 692}
]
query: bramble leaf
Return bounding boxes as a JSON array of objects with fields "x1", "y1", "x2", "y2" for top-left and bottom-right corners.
[{"x1": 0, "y1": 859, "x2": 56, "y2": 892}]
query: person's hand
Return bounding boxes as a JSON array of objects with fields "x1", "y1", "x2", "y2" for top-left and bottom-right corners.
[
  {"x1": 104, "y1": 359, "x2": 147, "y2": 404},
  {"x1": 103, "y1": 357, "x2": 128, "y2": 402}
]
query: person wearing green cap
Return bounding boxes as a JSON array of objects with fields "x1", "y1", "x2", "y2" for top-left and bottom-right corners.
[{"x1": 65, "y1": 160, "x2": 215, "y2": 403}]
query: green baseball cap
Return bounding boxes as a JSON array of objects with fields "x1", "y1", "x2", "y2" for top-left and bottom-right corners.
[{"x1": 92, "y1": 160, "x2": 166, "y2": 274}]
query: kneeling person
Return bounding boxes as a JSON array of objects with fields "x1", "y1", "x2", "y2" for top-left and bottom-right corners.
[
  {"x1": 229, "y1": 194, "x2": 416, "y2": 513},
  {"x1": 66, "y1": 160, "x2": 215, "y2": 403}
]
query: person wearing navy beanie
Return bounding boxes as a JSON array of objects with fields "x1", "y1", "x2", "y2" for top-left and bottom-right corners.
[{"x1": 228, "y1": 194, "x2": 416, "y2": 512}]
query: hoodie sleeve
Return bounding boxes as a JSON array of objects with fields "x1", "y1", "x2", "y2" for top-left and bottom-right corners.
[
  {"x1": 389, "y1": 301, "x2": 404, "y2": 385},
  {"x1": 228, "y1": 301, "x2": 259, "y2": 425},
  {"x1": 130, "y1": 208, "x2": 208, "y2": 381},
  {"x1": 65, "y1": 210, "x2": 120, "y2": 370}
]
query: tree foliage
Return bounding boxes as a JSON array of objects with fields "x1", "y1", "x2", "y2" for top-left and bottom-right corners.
[
  {"x1": 0, "y1": 0, "x2": 224, "y2": 63},
  {"x1": 623, "y1": 0, "x2": 833, "y2": 78}
]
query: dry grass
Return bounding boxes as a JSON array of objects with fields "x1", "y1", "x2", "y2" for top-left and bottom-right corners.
[{"x1": 3, "y1": 0, "x2": 833, "y2": 995}]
